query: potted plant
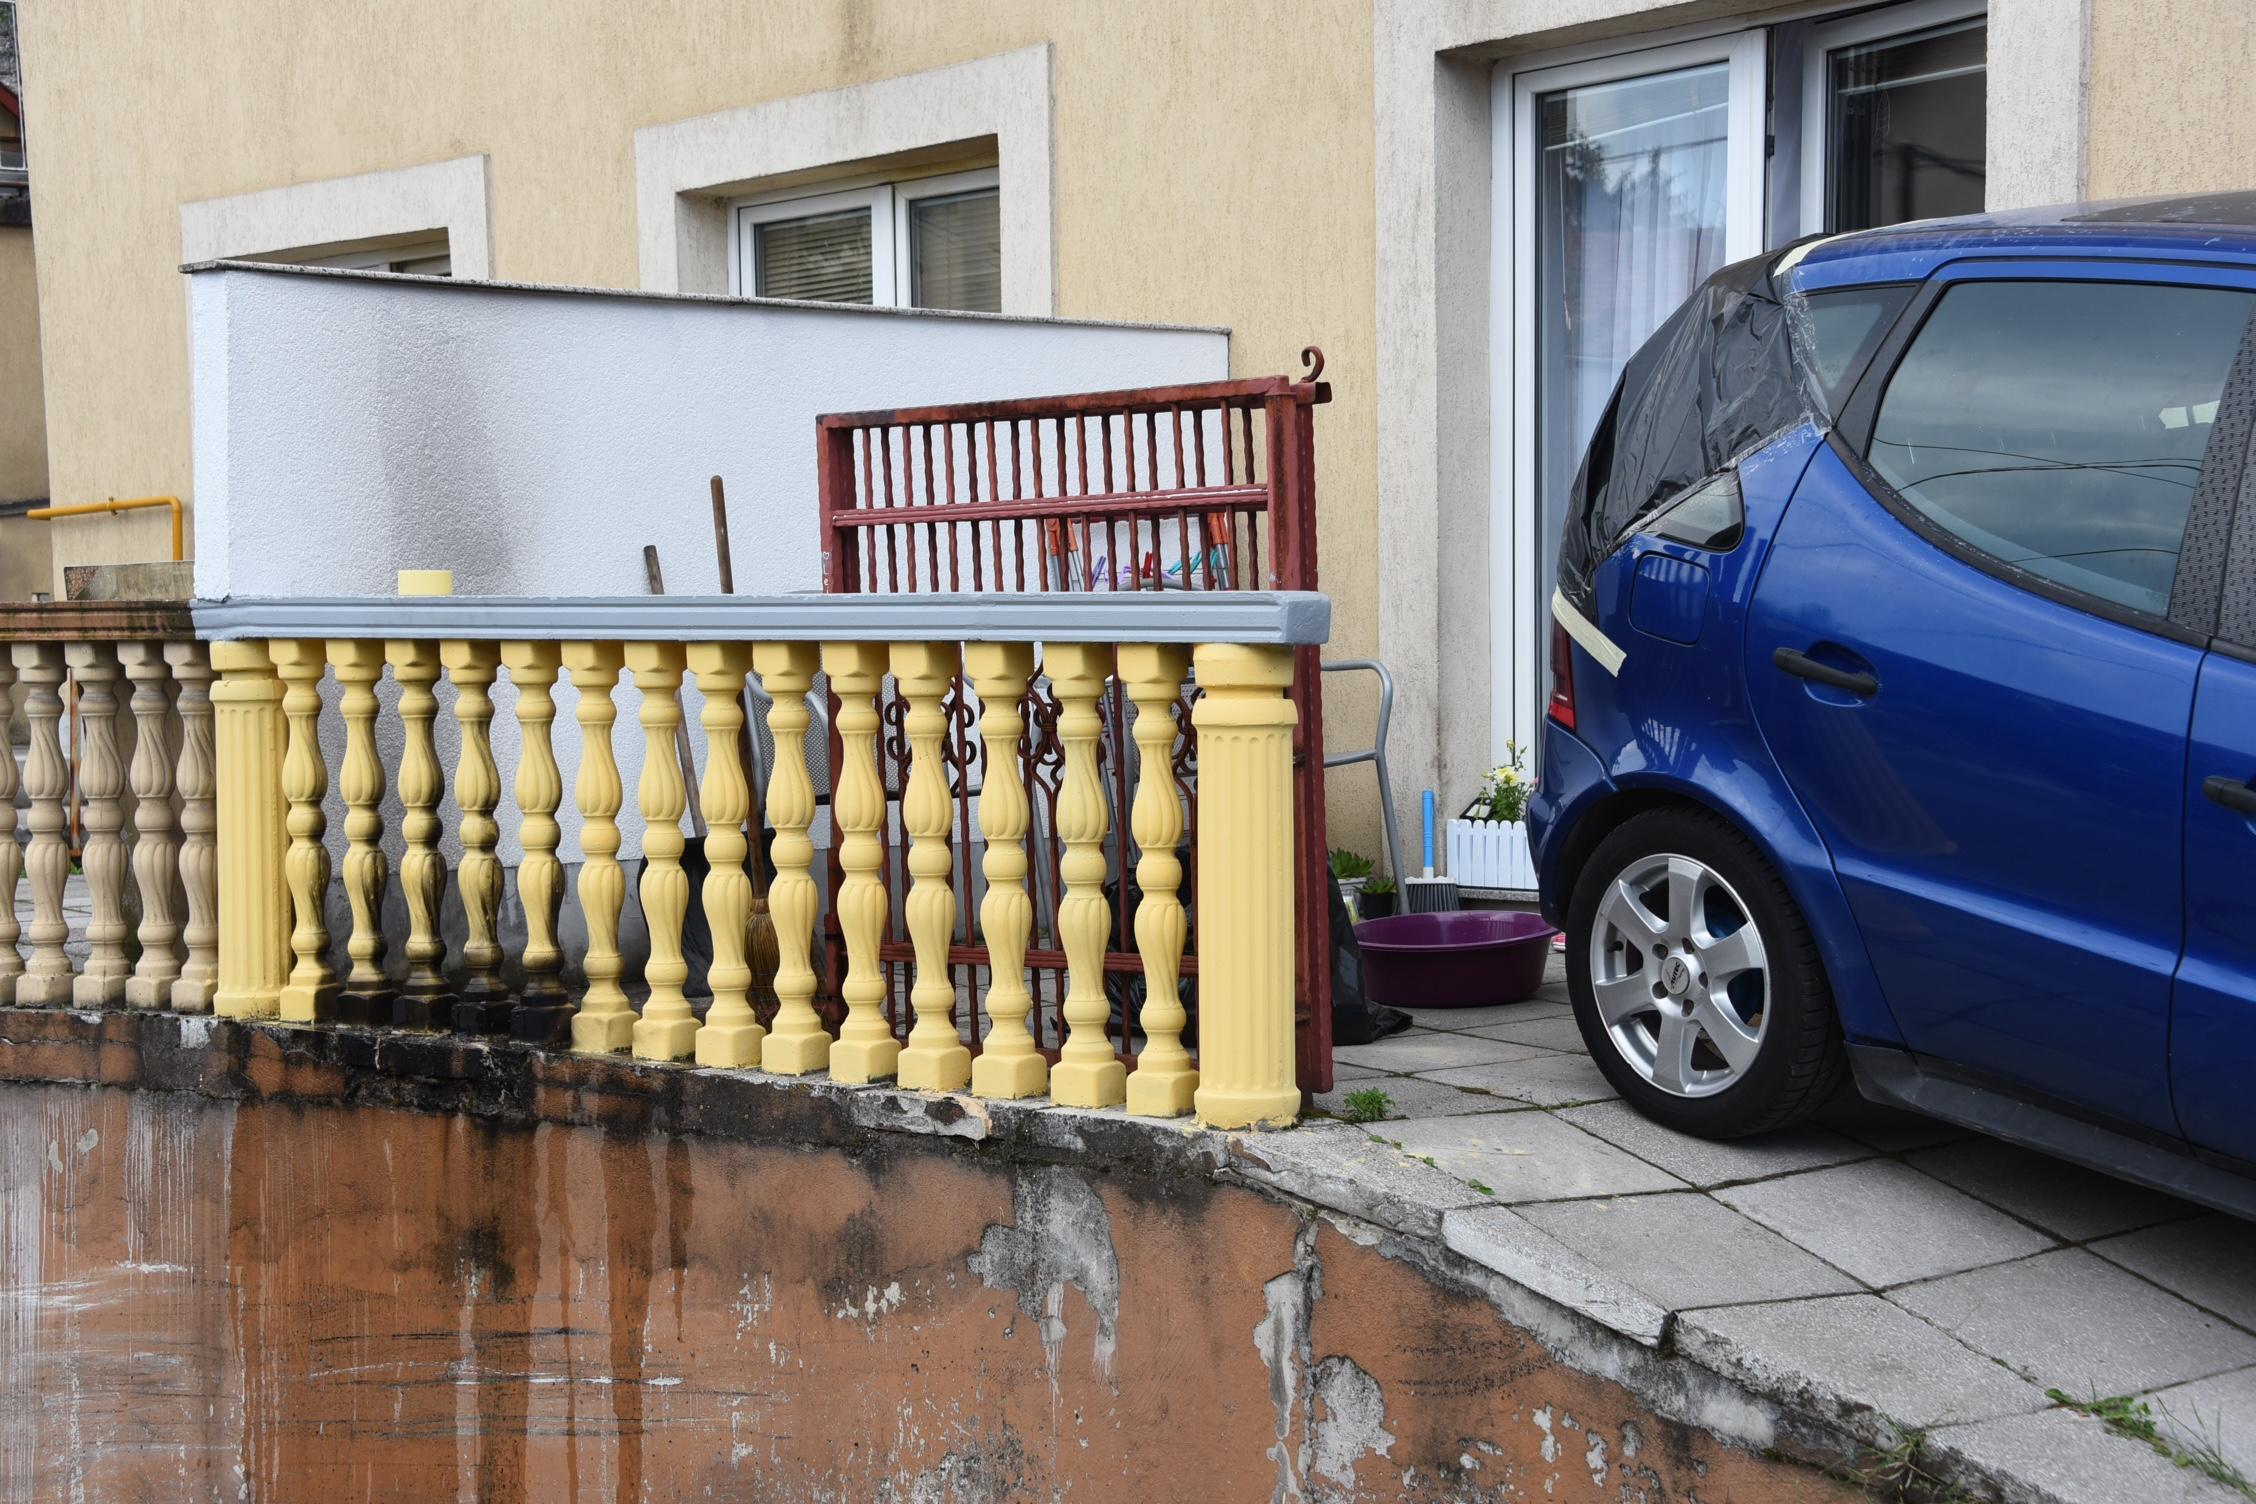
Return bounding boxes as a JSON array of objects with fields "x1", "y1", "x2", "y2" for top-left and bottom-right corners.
[
  {"x1": 1446, "y1": 742, "x2": 1537, "y2": 891},
  {"x1": 1359, "y1": 871, "x2": 1396, "y2": 919},
  {"x1": 1329, "y1": 846, "x2": 1375, "y2": 910}
]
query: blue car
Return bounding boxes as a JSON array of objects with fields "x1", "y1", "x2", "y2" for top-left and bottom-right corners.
[{"x1": 1528, "y1": 192, "x2": 2256, "y2": 1216}]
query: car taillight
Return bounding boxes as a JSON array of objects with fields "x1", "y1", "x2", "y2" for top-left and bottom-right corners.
[{"x1": 1547, "y1": 620, "x2": 1577, "y2": 732}]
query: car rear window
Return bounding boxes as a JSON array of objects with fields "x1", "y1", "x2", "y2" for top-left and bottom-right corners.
[{"x1": 1867, "y1": 279, "x2": 2256, "y2": 616}]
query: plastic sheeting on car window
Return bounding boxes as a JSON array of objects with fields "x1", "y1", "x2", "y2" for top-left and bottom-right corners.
[{"x1": 1557, "y1": 246, "x2": 1823, "y2": 620}]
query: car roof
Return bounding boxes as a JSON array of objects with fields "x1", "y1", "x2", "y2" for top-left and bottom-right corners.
[{"x1": 1786, "y1": 190, "x2": 2256, "y2": 292}]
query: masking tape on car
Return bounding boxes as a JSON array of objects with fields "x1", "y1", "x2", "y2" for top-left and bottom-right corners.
[{"x1": 1552, "y1": 587, "x2": 1626, "y2": 678}]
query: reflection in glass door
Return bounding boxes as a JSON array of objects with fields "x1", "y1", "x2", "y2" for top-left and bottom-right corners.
[{"x1": 1496, "y1": 36, "x2": 1765, "y2": 762}]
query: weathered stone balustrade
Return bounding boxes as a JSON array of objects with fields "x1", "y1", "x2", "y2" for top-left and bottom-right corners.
[{"x1": 17, "y1": 590, "x2": 1330, "y2": 1129}]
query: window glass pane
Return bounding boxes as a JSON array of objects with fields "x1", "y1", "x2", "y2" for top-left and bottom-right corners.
[
  {"x1": 1868, "y1": 280, "x2": 2255, "y2": 615},
  {"x1": 909, "y1": 187, "x2": 1001, "y2": 312},
  {"x1": 1535, "y1": 62, "x2": 1732, "y2": 640},
  {"x1": 755, "y1": 208, "x2": 873, "y2": 303},
  {"x1": 1829, "y1": 19, "x2": 1986, "y2": 232},
  {"x1": 1797, "y1": 284, "x2": 1914, "y2": 409}
]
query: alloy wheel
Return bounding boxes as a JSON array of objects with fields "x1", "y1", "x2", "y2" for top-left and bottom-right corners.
[{"x1": 1587, "y1": 852, "x2": 1770, "y2": 1098}]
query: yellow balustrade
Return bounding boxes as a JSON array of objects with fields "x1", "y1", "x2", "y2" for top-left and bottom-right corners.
[
  {"x1": 965, "y1": 642, "x2": 1044, "y2": 1100},
  {"x1": 1047, "y1": 642, "x2": 1126, "y2": 1109},
  {"x1": 386, "y1": 637, "x2": 451, "y2": 1028},
  {"x1": 211, "y1": 641, "x2": 287, "y2": 1020},
  {"x1": 328, "y1": 641, "x2": 390, "y2": 1023},
  {"x1": 565, "y1": 642, "x2": 634, "y2": 1054},
  {"x1": 118, "y1": 642, "x2": 183, "y2": 1009},
  {"x1": 270, "y1": 639, "x2": 338, "y2": 1022},
  {"x1": 0, "y1": 657, "x2": 18, "y2": 1005},
  {"x1": 1121, "y1": 645, "x2": 1196, "y2": 1118},
  {"x1": 164, "y1": 642, "x2": 218, "y2": 1013},
  {"x1": 690, "y1": 641, "x2": 761, "y2": 1069},
  {"x1": 65, "y1": 642, "x2": 129, "y2": 1007},
  {"x1": 443, "y1": 640, "x2": 508, "y2": 1031},
  {"x1": 751, "y1": 642, "x2": 827, "y2": 1075},
  {"x1": 823, "y1": 640, "x2": 897, "y2": 1084},
  {"x1": 503, "y1": 641, "x2": 570, "y2": 1043},
  {"x1": 629, "y1": 641, "x2": 699, "y2": 1062},
  {"x1": 1190, "y1": 643, "x2": 1300, "y2": 1129},
  {"x1": 893, "y1": 640, "x2": 970, "y2": 1093}
]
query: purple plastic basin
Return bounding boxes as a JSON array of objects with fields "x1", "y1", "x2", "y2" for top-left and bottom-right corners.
[{"x1": 1355, "y1": 911, "x2": 1559, "y2": 1009}]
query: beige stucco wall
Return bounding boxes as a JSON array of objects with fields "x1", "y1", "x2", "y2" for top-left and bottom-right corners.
[
  {"x1": 2086, "y1": 0, "x2": 2256, "y2": 200},
  {"x1": 15, "y1": 0, "x2": 1386, "y2": 848},
  {"x1": 0, "y1": 221, "x2": 48, "y2": 600}
]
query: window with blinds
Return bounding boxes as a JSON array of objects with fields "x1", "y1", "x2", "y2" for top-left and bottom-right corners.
[
  {"x1": 754, "y1": 207, "x2": 875, "y2": 303},
  {"x1": 908, "y1": 188, "x2": 1001, "y2": 313}
]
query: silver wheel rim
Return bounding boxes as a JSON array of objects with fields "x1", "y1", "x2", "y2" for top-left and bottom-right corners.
[{"x1": 1588, "y1": 852, "x2": 1770, "y2": 1099}]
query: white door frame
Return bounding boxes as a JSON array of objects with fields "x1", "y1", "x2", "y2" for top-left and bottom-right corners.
[
  {"x1": 1489, "y1": 32, "x2": 1767, "y2": 766},
  {"x1": 1798, "y1": 0, "x2": 1989, "y2": 236}
]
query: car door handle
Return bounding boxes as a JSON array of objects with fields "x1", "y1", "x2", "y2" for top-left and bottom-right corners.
[
  {"x1": 2204, "y1": 775, "x2": 2256, "y2": 816},
  {"x1": 1772, "y1": 646, "x2": 1878, "y2": 697}
]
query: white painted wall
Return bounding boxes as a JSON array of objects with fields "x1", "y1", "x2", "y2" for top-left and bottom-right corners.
[{"x1": 187, "y1": 262, "x2": 1226, "y2": 890}]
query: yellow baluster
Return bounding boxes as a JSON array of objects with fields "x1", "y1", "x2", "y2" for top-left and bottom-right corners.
[
  {"x1": 443, "y1": 640, "x2": 508, "y2": 1032},
  {"x1": 822, "y1": 640, "x2": 897, "y2": 1084},
  {"x1": 1191, "y1": 644, "x2": 1300, "y2": 1129},
  {"x1": 211, "y1": 640, "x2": 288, "y2": 1020},
  {"x1": 0, "y1": 656, "x2": 18, "y2": 1004},
  {"x1": 327, "y1": 641, "x2": 389, "y2": 1024},
  {"x1": 66, "y1": 642, "x2": 128, "y2": 1007},
  {"x1": 269, "y1": 640, "x2": 338, "y2": 1022},
  {"x1": 503, "y1": 641, "x2": 571, "y2": 1045},
  {"x1": 1121, "y1": 645, "x2": 1196, "y2": 1118},
  {"x1": 1046, "y1": 643, "x2": 1125, "y2": 1108},
  {"x1": 966, "y1": 642, "x2": 1045, "y2": 1100},
  {"x1": 751, "y1": 642, "x2": 827, "y2": 1075},
  {"x1": 119, "y1": 643, "x2": 183, "y2": 1009},
  {"x1": 386, "y1": 638, "x2": 450, "y2": 1028},
  {"x1": 164, "y1": 642, "x2": 218, "y2": 1013},
  {"x1": 564, "y1": 642, "x2": 633, "y2": 1054},
  {"x1": 689, "y1": 642, "x2": 761, "y2": 1068},
  {"x1": 629, "y1": 642, "x2": 698, "y2": 1062},
  {"x1": 892, "y1": 641, "x2": 969, "y2": 1093}
]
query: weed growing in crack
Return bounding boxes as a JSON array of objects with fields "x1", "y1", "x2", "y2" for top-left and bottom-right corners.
[
  {"x1": 1339, "y1": 1088, "x2": 1394, "y2": 1124},
  {"x1": 2047, "y1": 1388, "x2": 2255, "y2": 1498}
]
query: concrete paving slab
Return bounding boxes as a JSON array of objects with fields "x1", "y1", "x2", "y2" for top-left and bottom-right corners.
[
  {"x1": 1421, "y1": 1051, "x2": 1621, "y2": 1107},
  {"x1": 1932, "y1": 1406, "x2": 2239, "y2": 1504},
  {"x1": 1222, "y1": 1121, "x2": 1491, "y2": 1241},
  {"x1": 1384, "y1": 1112, "x2": 1684, "y2": 1204},
  {"x1": 1461, "y1": 1013, "x2": 1589, "y2": 1051},
  {"x1": 1816, "y1": 1092, "x2": 1971, "y2": 1153},
  {"x1": 1892, "y1": 1248, "x2": 2256, "y2": 1396},
  {"x1": 1676, "y1": 1292, "x2": 2051, "y2": 1436},
  {"x1": 1327, "y1": 1062, "x2": 1390, "y2": 1083},
  {"x1": 2094, "y1": 1214, "x2": 2256, "y2": 1333},
  {"x1": 1717, "y1": 1159, "x2": 2055, "y2": 1287},
  {"x1": 1440, "y1": 1202, "x2": 1669, "y2": 1346},
  {"x1": 2146, "y1": 1364, "x2": 2256, "y2": 1489},
  {"x1": 1311, "y1": 1076, "x2": 1534, "y2": 1123},
  {"x1": 1518, "y1": 1192, "x2": 1859, "y2": 1310},
  {"x1": 1331, "y1": 1032, "x2": 1550, "y2": 1074},
  {"x1": 1391, "y1": 1000, "x2": 1568, "y2": 1033},
  {"x1": 1909, "y1": 1137, "x2": 2201, "y2": 1242},
  {"x1": 1558, "y1": 1100, "x2": 1872, "y2": 1188}
]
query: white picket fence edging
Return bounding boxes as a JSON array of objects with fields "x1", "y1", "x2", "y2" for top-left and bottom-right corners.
[{"x1": 1445, "y1": 818, "x2": 1536, "y2": 891}]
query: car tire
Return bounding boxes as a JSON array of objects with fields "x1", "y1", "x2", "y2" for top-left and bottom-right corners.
[{"x1": 1566, "y1": 806, "x2": 1846, "y2": 1139}]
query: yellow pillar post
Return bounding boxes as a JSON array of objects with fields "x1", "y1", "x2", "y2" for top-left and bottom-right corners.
[
  {"x1": 327, "y1": 641, "x2": 390, "y2": 1025},
  {"x1": 1191, "y1": 644, "x2": 1300, "y2": 1129},
  {"x1": 386, "y1": 638, "x2": 451, "y2": 1028},
  {"x1": 1047, "y1": 642, "x2": 1126, "y2": 1109},
  {"x1": 211, "y1": 640, "x2": 288, "y2": 1020},
  {"x1": 966, "y1": 642, "x2": 1045, "y2": 1100},
  {"x1": 822, "y1": 640, "x2": 897, "y2": 1084},
  {"x1": 269, "y1": 639, "x2": 338, "y2": 1022},
  {"x1": 503, "y1": 641, "x2": 572, "y2": 1044},
  {"x1": 751, "y1": 642, "x2": 828, "y2": 1075},
  {"x1": 1121, "y1": 645, "x2": 1197, "y2": 1118},
  {"x1": 442, "y1": 640, "x2": 509, "y2": 1032},
  {"x1": 892, "y1": 640, "x2": 969, "y2": 1093},
  {"x1": 628, "y1": 641, "x2": 698, "y2": 1062},
  {"x1": 690, "y1": 641, "x2": 762, "y2": 1068},
  {"x1": 565, "y1": 642, "x2": 634, "y2": 1053}
]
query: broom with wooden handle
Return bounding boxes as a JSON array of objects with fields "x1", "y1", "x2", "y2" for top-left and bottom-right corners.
[{"x1": 1403, "y1": 790, "x2": 1460, "y2": 914}]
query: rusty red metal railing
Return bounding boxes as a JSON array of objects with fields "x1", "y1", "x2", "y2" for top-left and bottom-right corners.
[{"x1": 813, "y1": 354, "x2": 1334, "y2": 1095}]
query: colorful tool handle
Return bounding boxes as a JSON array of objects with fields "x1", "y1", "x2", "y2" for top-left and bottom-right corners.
[{"x1": 1422, "y1": 790, "x2": 1437, "y2": 877}]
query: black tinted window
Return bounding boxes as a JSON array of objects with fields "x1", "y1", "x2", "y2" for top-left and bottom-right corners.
[
  {"x1": 1799, "y1": 284, "x2": 1913, "y2": 410},
  {"x1": 1869, "y1": 280, "x2": 2255, "y2": 616}
]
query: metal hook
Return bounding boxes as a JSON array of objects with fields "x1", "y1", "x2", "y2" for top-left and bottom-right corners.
[{"x1": 1300, "y1": 346, "x2": 1326, "y2": 384}]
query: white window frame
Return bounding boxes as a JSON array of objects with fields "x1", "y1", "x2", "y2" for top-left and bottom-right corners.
[
  {"x1": 730, "y1": 167, "x2": 998, "y2": 309},
  {"x1": 1799, "y1": 0, "x2": 1989, "y2": 237},
  {"x1": 1490, "y1": 32, "x2": 1767, "y2": 764},
  {"x1": 305, "y1": 238, "x2": 453, "y2": 276}
]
